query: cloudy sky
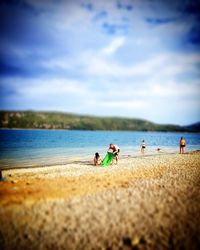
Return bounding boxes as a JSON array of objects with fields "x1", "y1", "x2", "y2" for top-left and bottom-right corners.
[{"x1": 0, "y1": 0, "x2": 200, "y2": 125}]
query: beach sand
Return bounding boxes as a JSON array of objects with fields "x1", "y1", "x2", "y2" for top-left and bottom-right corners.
[{"x1": 0, "y1": 151, "x2": 200, "y2": 250}]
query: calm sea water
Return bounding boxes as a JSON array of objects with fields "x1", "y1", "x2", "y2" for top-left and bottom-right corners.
[{"x1": 0, "y1": 129, "x2": 199, "y2": 169}]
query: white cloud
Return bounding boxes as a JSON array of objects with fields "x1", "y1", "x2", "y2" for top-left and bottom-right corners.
[
  {"x1": 83, "y1": 50, "x2": 200, "y2": 82},
  {"x1": 0, "y1": 77, "x2": 88, "y2": 97},
  {"x1": 102, "y1": 37, "x2": 125, "y2": 55},
  {"x1": 40, "y1": 59, "x2": 70, "y2": 70},
  {"x1": 100, "y1": 100, "x2": 145, "y2": 108},
  {"x1": 84, "y1": 53, "x2": 166, "y2": 77},
  {"x1": 135, "y1": 37, "x2": 159, "y2": 46},
  {"x1": 151, "y1": 81, "x2": 200, "y2": 97}
]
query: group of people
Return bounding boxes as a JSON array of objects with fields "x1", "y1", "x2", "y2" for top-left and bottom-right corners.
[
  {"x1": 140, "y1": 137, "x2": 186, "y2": 154},
  {"x1": 94, "y1": 137, "x2": 186, "y2": 166},
  {"x1": 94, "y1": 143, "x2": 120, "y2": 166}
]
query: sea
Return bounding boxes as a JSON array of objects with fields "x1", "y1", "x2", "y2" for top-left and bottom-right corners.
[{"x1": 0, "y1": 129, "x2": 199, "y2": 169}]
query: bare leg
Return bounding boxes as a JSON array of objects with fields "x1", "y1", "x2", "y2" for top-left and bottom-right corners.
[
  {"x1": 180, "y1": 146, "x2": 184, "y2": 154},
  {"x1": 115, "y1": 155, "x2": 118, "y2": 164}
]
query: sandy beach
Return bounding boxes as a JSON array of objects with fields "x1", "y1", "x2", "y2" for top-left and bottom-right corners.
[{"x1": 0, "y1": 151, "x2": 200, "y2": 250}]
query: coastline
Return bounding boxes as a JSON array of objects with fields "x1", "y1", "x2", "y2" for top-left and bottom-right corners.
[
  {"x1": 0, "y1": 148, "x2": 198, "y2": 171},
  {"x1": 1, "y1": 127, "x2": 199, "y2": 133},
  {"x1": 0, "y1": 148, "x2": 189, "y2": 171},
  {"x1": 0, "y1": 151, "x2": 200, "y2": 249},
  {"x1": 0, "y1": 150, "x2": 176, "y2": 170}
]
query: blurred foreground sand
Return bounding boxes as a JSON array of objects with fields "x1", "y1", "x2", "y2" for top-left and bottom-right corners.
[{"x1": 0, "y1": 151, "x2": 200, "y2": 250}]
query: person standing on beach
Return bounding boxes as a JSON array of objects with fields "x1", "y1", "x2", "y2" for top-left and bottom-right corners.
[
  {"x1": 109, "y1": 144, "x2": 120, "y2": 165},
  {"x1": 180, "y1": 137, "x2": 186, "y2": 154},
  {"x1": 141, "y1": 140, "x2": 146, "y2": 154}
]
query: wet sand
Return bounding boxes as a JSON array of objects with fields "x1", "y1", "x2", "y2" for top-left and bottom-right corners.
[{"x1": 0, "y1": 151, "x2": 200, "y2": 250}]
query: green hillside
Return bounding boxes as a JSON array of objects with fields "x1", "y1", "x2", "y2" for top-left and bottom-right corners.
[{"x1": 0, "y1": 111, "x2": 197, "y2": 132}]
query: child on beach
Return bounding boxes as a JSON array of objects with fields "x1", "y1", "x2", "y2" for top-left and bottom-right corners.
[
  {"x1": 94, "y1": 152, "x2": 102, "y2": 166},
  {"x1": 180, "y1": 137, "x2": 186, "y2": 154},
  {"x1": 141, "y1": 140, "x2": 146, "y2": 154}
]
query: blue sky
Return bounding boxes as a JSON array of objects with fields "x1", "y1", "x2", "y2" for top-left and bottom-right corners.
[{"x1": 0, "y1": 0, "x2": 200, "y2": 125}]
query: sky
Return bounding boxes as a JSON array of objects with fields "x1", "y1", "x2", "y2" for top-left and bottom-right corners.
[{"x1": 0, "y1": 0, "x2": 200, "y2": 125}]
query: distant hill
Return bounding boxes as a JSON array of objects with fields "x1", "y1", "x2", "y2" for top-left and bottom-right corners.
[
  {"x1": 183, "y1": 122, "x2": 200, "y2": 133},
  {"x1": 0, "y1": 111, "x2": 199, "y2": 132}
]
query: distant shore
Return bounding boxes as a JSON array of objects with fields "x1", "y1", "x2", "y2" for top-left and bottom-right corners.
[
  {"x1": 1, "y1": 127, "x2": 198, "y2": 132},
  {"x1": 0, "y1": 151, "x2": 200, "y2": 249},
  {"x1": 1, "y1": 110, "x2": 199, "y2": 132},
  {"x1": 1, "y1": 127, "x2": 199, "y2": 133}
]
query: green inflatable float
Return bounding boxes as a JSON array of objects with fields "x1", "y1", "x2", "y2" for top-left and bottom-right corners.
[{"x1": 101, "y1": 152, "x2": 114, "y2": 167}]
